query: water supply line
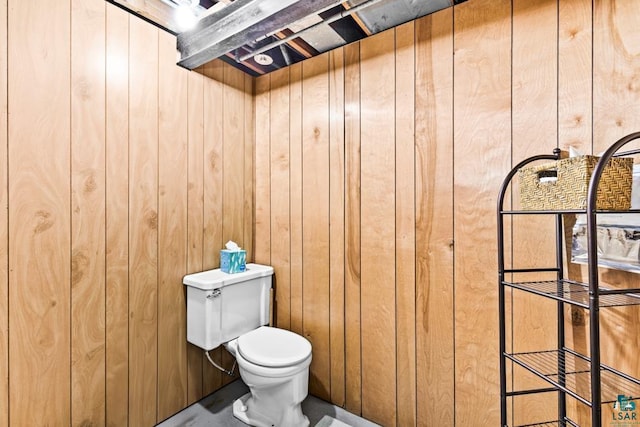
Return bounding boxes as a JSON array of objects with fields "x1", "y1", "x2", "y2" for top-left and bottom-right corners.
[
  {"x1": 205, "y1": 350, "x2": 237, "y2": 377},
  {"x1": 236, "y1": 0, "x2": 386, "y2": 63}
]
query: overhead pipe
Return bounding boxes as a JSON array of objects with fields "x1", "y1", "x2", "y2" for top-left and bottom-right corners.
[
  {"x1": 279, "y1": 44, "x2": 292, "y2": 66},
  {"x1": 236, "y1": 0, "x2": 386, "y2": 63}
]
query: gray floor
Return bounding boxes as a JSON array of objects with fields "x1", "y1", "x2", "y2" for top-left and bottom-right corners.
[{"x1": 156, "y1": 379, "x2": 380, "y2": 427}]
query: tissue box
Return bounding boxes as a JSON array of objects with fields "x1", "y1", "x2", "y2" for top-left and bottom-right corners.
[{"x1": 220, "y1": 249, "x2": 246, "y2": 274}]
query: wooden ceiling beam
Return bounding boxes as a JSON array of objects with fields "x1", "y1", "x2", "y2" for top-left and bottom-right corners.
[
  {"x1": 341, "y1": 1, "x2": 371, "y2": 36},
  {"x1": 177, "y1": 0, "x2": 343, "y2": 70}
]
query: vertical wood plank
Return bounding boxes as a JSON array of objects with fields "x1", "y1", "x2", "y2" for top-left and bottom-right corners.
[
  {"x1": 415, "y1": 9, "x2": 455, "y2": 427},
  {"x1": 289, "y1": 63, "x2": 303, "y2": 336},
  {"x1": 302, "y1": 54, "x2": 331, "y2": 401},
  {"x1": 254, "y1": 74, "x2": 271, "y2": 266},
  {"x1": 221, "y1": 63, "x2": 245, "y2": 387},
  {"x1": 270, "y1": 68, "x2": 291, "y2": 330},
  {"x1": 157, "y1": 30, "x2": 188, "y2": 421},
  {"x1": 453, "y1": 1, "x2": 511, "y2": 425},
  {"x1": 558, "y1": 1, "x2": 592, "y2": 422},
  {"x1": 558, "y1": 0, "x2": 592, "y2": 153},
  {"x1": 8, "y1": 0, "x2": 71, "y2": 424},
  {"x1": 223, "y1": 63, "x2": 246, "y2": 246},
  {"x1": 202, "y1": 61, "x2": 224, "y2": 394},
  {"x1": 71, "y1": 0, "x2": 106, "y2": 425},
  {"x1": 0, "y1": 0, "x2": 6, "y2": 424},
  {"x1": 128, "y1": 17, "x2": 159, "y2": 426},
  {"x1": 594, "y1": 0, "x2": 640, "y2": 144},
  {"x1": 394, "y1": 21, "x2": 416, "y2": 427},
  {"x1": 105, "y1": 4, "x2": 129, "y2": 426},
  {"x1": 593, "y1": 2, "x2": 640, "y2": 425},
  {"x1": 329, "y1": 47, "x2": 346, "y2": 408},
  {"x1": 360, "y1": 30, "x2": 397, "y2": 427},
  {"x1": 243, "y1": 74, "x2": 255, "y2": 263},
  {"x1": 511, "y1": 1, "x2": 558, "y2": 424},
  {"x1": 186, "y1": 68, "x2": 205, "y2": 405},
  {"x1": 344, "y1": 41, "x2": 362, "y2": 416},
  {"x1": 203, "y1": 61, "x2": 224, "y2": 272}
]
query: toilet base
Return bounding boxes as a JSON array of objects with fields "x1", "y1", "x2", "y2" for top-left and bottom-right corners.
[{"x1": 232, "y1": 392, "x2": 310, "y2": 427}]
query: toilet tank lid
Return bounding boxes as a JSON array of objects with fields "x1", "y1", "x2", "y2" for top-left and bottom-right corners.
[{"x1": 183, "y1": 263, "x2": 274, "y2": 290}]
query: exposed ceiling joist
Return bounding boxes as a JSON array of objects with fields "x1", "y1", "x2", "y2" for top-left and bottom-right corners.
[
  {"x1": 113, "y1": 0, "x2": 470, "y2": 75},
  {"x1": 177, "y1": 0, "x2": 344, "y2": 70}
]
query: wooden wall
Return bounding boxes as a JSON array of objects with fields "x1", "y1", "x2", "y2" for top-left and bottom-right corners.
[
  {"x1": 2, "y1": 0, "x2": 640, "y2": 426},
  {"x1": 0, "y1": 0, "x2": 253, "y2": 425},
  {"x1": 254, "y1": 0, "x2": 640, "y2": 426}
]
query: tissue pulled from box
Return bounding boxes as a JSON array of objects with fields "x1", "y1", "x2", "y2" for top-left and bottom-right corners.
[
  {"x1": 221, "y1": 240, "x2": 246, "y2": 273},
  {"x1": 225, "y1": 240, "x2": 241, "y2": 250}
]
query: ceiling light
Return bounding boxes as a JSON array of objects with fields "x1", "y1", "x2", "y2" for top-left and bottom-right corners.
[
  {"x1": 175, "y1": 5, "x2": 198, "y2": 32},
  {"x1": 254, "y1": 54, "x2": 273, "y2": 66}
]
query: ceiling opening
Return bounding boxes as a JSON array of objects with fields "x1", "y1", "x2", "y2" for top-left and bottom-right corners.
[{"x1": 108, "y1": 0, "x2": 467, "y2": 75}]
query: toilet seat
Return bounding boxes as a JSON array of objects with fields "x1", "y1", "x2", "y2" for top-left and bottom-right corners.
[{"x1": 237, "y1": 326, "x2": 311, "y2": 368}]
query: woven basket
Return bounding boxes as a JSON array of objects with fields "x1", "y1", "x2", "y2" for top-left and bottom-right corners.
[{"x1": 519, "y1": 155, "x2": 633, "y2": 210}]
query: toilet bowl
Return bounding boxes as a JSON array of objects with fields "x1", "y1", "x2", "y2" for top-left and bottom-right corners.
[{"x1": 225, "y1": 326, "x2": 312, "y2": 427}]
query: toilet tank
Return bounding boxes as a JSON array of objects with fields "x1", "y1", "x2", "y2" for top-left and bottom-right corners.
[{"x1": 184, "y1": 263, "x2": 273, "y2": 351}]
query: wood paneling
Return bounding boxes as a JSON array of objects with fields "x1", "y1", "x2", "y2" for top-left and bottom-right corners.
[
  {"x1": 594, "y1": 2, "x2": 640, "y2": 426},
  {"x1": 453, "y1": 1, "x2": 511, "y2": 426},
  {"x1": 252, "y1": 1, "x2": 640, "y2": 425},
  {"x1": 201, "y1": 60, "x2": 224, "y2": 395},
  {"x1": 329, "y1": 48, "x2": 346, "y2": 408},
  {"x1": 3, "y1": 1, "x2": 254, "y2": 424},
  {"x1": 270, "y1": 68, "x2": 291, "y2": 330},
  {"x1": 8, "y1": 0, "x2": 71, "y2": 425},
  {"x1": 186, "y1": 68, "x2": 205, "y2": 405},
  {"x1": 395, "y1": 21, "x2": 416, "y2": 427},
  {"x1": 157, "y1": 30, "x2": 188, "y2": 420},
  {"x1": 203, "y1": 61, "x2": 224, "y2": 273},
  {"x1": 221, "y1": 63, "x2": 247, "y2": 387},
  {"x1": 289, "y1": 63, "x2": 304, "y2": 337},
  {"x1": 5, "y1": 0, "x2": 640, "y2": 425},
  {"x1": 105, "y1": 4, "x2": 130, "y2": 426},
  {"x1": 360, "y1": 30, "x2": 396, "y2": 427},
  {"x1": 344, "y1": 41, "x2": 362, "y2": 416},
  {"x1": 128, "y1": 17, "x2": 159, "y2": 426},
  {"x1": 223, "y1": 63, "x2": 247, "y2": 248},
  {"x1": 0, "y1": 0, "x2": 7, "y2": 424},
  {"x1": 302, "y1": 54, "x2": 331, "y2": 401},
  {"x1": 243, "y1": 73, "x2": 255, "y2": 262},
  {"x1": 254, "y1": 75, "x2": 271, "y2": 266},
  {"x1": 559, "y1": 0, "x2": 592, "y2": 423},
  {"x1": 415, "y1": 10, "x2": 454, "y2": 427},
  {"x1": 71, "y1": 0, "x2": 106, "y2": 425},
  {"x1": 594, "y1": 0, "x2": 640, "y2": 146},
  {"x1": 511, "y1": 1, "x2": 559, "y2": 425},
  {"x1": 559, "y1": 0, "x2": 592, "y2": 153}
]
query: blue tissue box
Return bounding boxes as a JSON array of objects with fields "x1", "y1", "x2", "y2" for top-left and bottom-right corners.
[{"x1": 220, "y1": 249, "x2": 246, "y2": 274}]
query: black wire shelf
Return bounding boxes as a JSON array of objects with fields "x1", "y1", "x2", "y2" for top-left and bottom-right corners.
[
  {"x1": 511, "y1": 422, "x2": 562, "y2": 427},
  {"x1": 506, "y1": 348, "x2": 640, "y2": 406},
  {"x1": 498, "y1": 135, "x2": 640, "y2": 427},
  {"x1": 502, "y1": 279, "x2": 640, "y2": 308},
  {"x1": 510, "y1": 421, "x2": 567, "y2": 427},
  {"x1": 500, "y1": 208, "x2": 640, "y2": 215}
]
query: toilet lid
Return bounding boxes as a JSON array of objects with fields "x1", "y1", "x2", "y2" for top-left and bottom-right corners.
[{"x1": 237, "y1": 326, "x2": 312, "y2": 368}]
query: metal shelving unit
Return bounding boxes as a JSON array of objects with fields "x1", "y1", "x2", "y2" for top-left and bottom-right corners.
[{"x1": 497, "y1": 132, "x2": 640, "y2": 427}]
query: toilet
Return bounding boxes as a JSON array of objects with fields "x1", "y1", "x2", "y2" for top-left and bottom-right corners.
[{"x1": 183, "y1": 263, "x2": 312, "y2": 427}]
